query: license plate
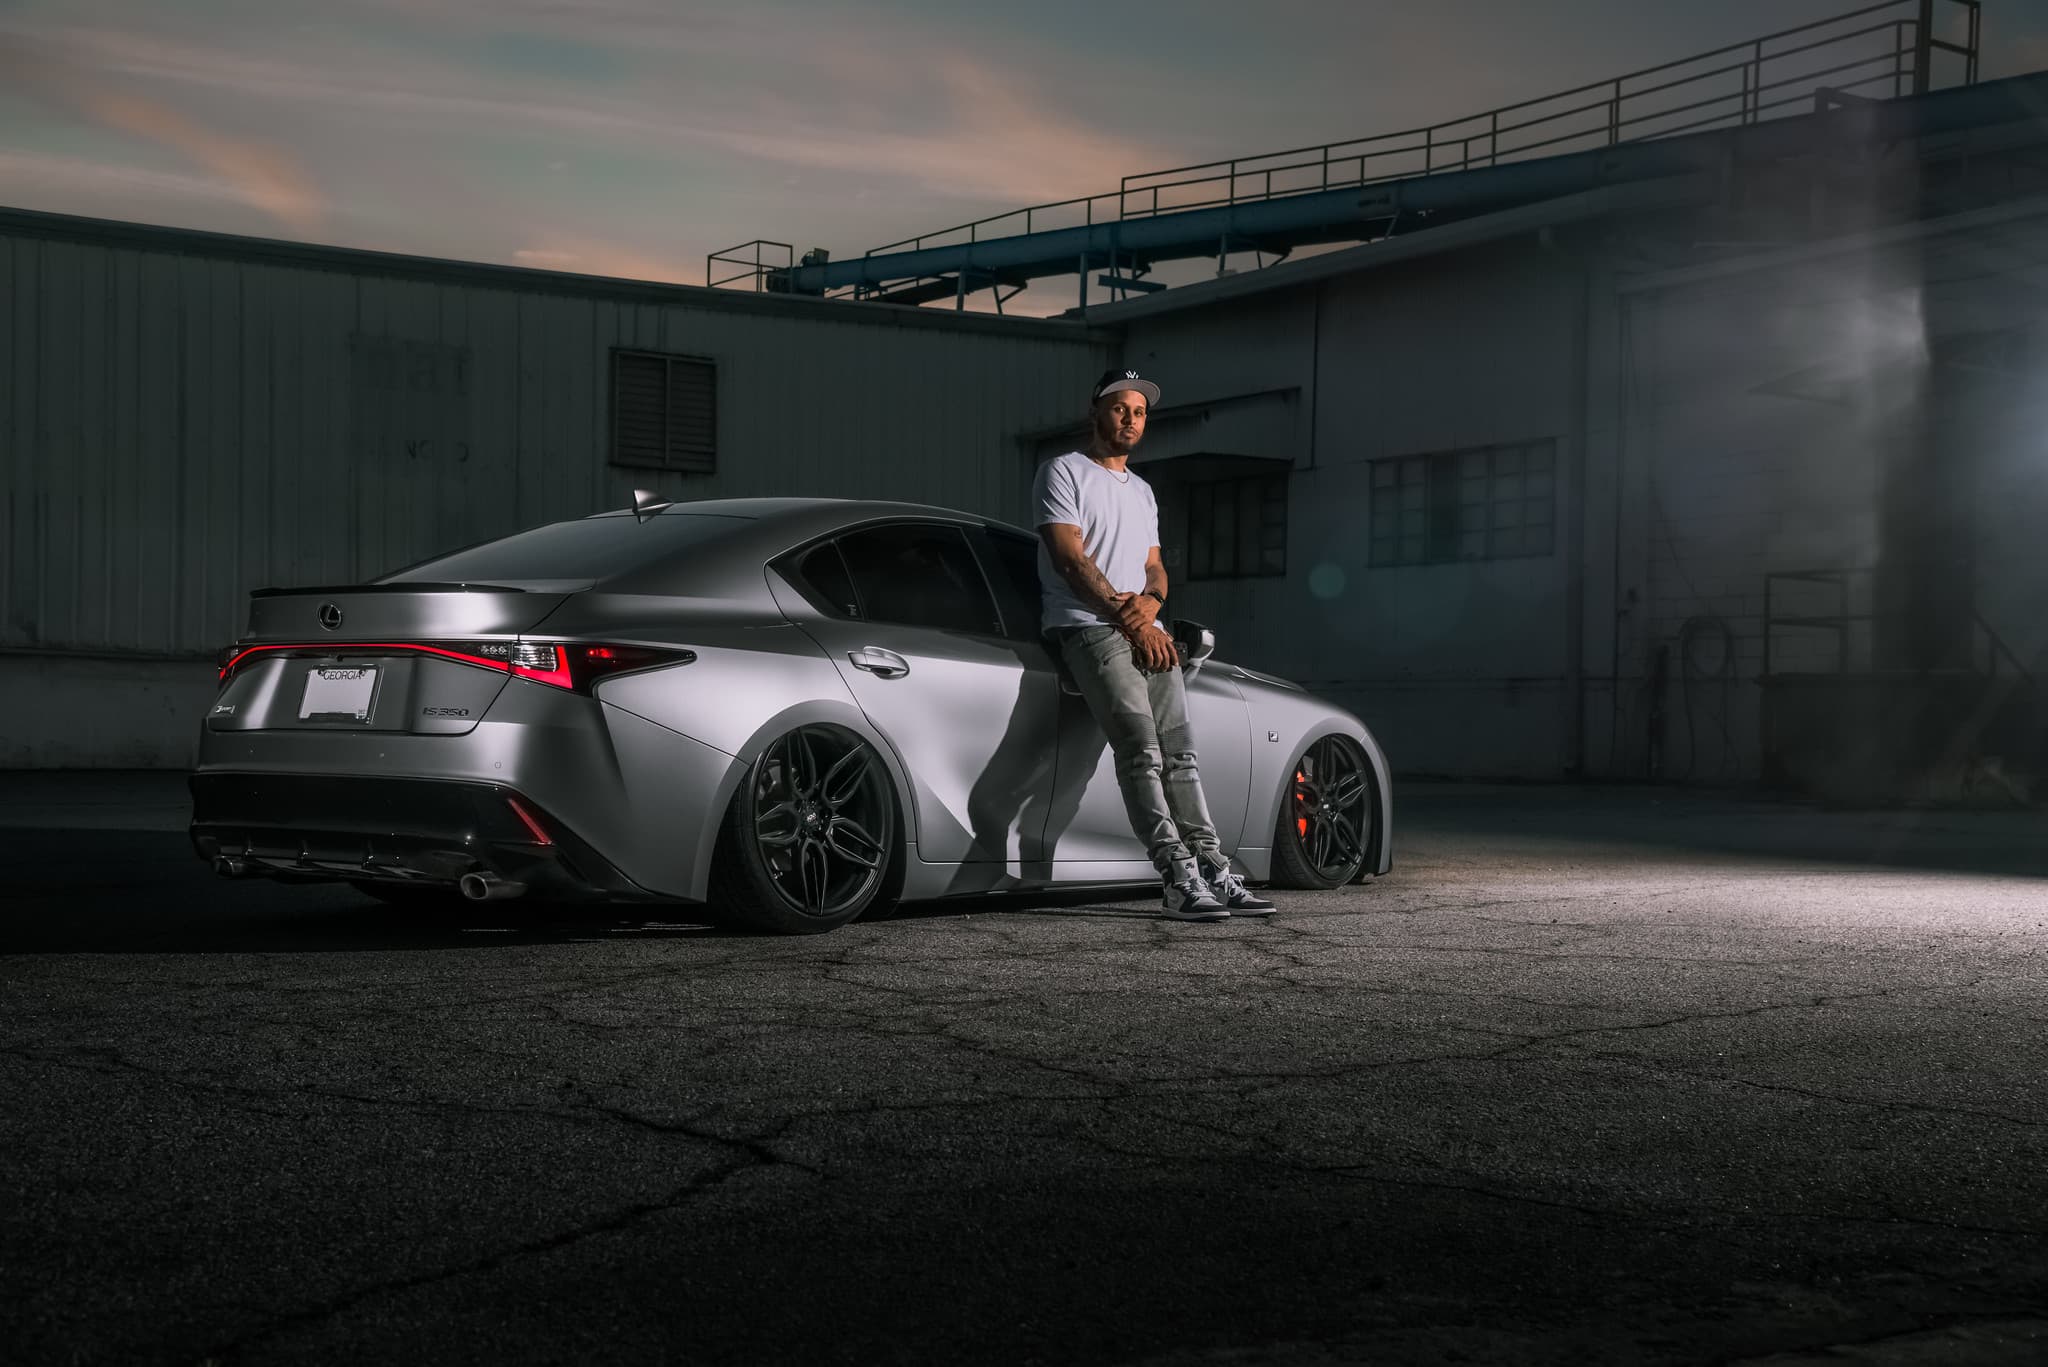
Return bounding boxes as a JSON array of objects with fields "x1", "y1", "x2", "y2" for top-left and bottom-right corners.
[{"x1": 300, "y1": 666, "x2": 378, "y2": 722}]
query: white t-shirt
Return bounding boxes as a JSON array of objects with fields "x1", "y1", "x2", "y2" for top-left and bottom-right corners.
[{"x1": 1033, "y1": 451, "x2": 1162, "y2": 633}]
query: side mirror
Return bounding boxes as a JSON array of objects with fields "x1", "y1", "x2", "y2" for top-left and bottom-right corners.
[{"x1": 1170, "y1": 618, "x2": 1216, "y2": 676}]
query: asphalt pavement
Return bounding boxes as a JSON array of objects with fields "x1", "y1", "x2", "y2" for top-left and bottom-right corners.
[{"x1": 2, "y1": 772, "x2": 2046, "y2": 1366}]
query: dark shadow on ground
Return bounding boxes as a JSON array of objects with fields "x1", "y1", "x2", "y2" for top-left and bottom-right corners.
[
  {"x1": 10, "y1": 780, "x2": 2046, "y2": 955},
  {"x1": 1397, "y1": 782, "x2": 2048, "y2": 879},
  {"x1": 0, "y1": 829, "x2": 1182, "y2": 955},
  {"x1": 865, "y1": 881, "x2": 1165, "y2": 925},
  {"x1": 0, "y1": 830, "x2": 731, "y2": 955}
]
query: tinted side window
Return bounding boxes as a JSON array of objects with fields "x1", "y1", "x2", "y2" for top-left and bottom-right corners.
[
  {"x1": 981, "y1": 528, "x2": 1045, "y2": 641},
  {"x1": 788, "y1": 541, "x2": 862, "y2": 618},
  {"x1": 837, "y1": 524, "x2": 1000, "y2": 635}
]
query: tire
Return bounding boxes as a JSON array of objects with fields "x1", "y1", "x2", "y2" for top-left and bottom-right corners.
[
  {"x1": 709, "y1": 724, "x2": 897, "y2": 934},
  {"x1": 1268, "y1": 733, "x2": 1374, "y2": 890}
]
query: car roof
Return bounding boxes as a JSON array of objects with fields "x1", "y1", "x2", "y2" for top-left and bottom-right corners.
[{"x1": 592, "y1": 497, "x2": 1033, "y2": 542}]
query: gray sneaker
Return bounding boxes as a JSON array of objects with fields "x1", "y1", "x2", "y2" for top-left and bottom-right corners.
[
  {"x1": 1202, "y1": 861, "x2": 1275, "y2": 916},
  {"x1": 1161, "y1": 866, "x2": 1228, "y2": 921}
]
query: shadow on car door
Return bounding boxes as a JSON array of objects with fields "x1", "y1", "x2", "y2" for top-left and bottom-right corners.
[
  {"x1": 971, "y1": 523, "x2": 1252, "y2": 880},
  {"x1": 791, "y1": 522, "x2": 1061, "y2": 882}
]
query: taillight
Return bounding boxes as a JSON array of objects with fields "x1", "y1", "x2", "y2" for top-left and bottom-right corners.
[
  {"x1": 471, "y1": 641, "x2": 575, "y2": 689},
  {"x1": 213, "y1": 640, "x2": 693, "y2": 694},
  {"x1": 481, "y1": 642, "x2": 694, "y2": 691},
  {"x1": 552, "y1": 643, "x2": 696, "y2": 692}
]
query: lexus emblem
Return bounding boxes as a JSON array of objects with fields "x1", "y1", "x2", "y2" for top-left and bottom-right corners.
[{"x1": 318, "y1": 603, "x2": 344, "y2": 631}]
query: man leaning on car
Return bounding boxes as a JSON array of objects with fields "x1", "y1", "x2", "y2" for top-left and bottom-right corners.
[{"x1": 1034, "y1": 368, "x2": 1276, "y2": 922}]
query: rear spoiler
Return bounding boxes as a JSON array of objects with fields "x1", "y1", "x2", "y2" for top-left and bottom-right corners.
[{"x1": 250, "y1": 582, "x2": 528, "y2": 597}]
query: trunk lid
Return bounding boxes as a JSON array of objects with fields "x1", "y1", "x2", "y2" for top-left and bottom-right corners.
[
  {"x1": 210, "y1": 585, "x2": 572, "y2": 736},
  {"x1": 242, "y1": 582, "x2": 567, "y2": 641}
]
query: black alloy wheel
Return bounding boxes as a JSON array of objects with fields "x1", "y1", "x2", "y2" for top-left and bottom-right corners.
[
  {"x1": 712, "y1": 724, "x2": 895, "y2": 933},
  {"x1": 1269, "y1": 734, "x2": 1373, "y2": 889}
]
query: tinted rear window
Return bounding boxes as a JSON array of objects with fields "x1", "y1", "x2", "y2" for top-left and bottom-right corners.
[{"x1": 381, "y1": 513, "x2": 750, "y2": 585}]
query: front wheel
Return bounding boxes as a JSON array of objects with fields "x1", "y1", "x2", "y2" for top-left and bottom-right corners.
[
  {"x1": 709, "y1": 724, "x2": 897, "y2": 934},
  {"x1": 1269, "y1": 734, "x2": 1374, "y2": 890}
]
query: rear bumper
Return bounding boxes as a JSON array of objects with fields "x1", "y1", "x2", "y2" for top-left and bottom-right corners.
[{"x1": 189, "y1": 772, "x2": 649, "y2": 900}]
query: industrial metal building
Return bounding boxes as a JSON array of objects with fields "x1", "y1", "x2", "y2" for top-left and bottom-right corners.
[
  {"x1": 1096, "y1": 130, "x2": 2048, "y2": 795},
  {"x1": 0, "y1": 223, "x2": 1110, "y2": 765},
  {"x1": 6, "y1": 4, "x2": 2046, "y2": 799}
]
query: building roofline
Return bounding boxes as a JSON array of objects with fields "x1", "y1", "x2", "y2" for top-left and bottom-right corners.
[
  {"x1": 1077, "y1": 174, "x2": 1716, "y2": 323},
  {"x1": 0, "y1": 203, "x2": 1113, "y2": 343},
  {"x1": 1614, "y1": 187, "x2": 2048, "y2": 294},
  {"x1": 1075, "y1": 71, "x2": 2048, "y2": 325}
]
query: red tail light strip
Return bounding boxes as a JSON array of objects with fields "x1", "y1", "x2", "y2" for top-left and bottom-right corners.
[
  {"x1": 216, "y1": 641, "x2": 693, "y2": 693},
  {"x1": 219, "y1": 641, "x2": 525, "y2": 680}
]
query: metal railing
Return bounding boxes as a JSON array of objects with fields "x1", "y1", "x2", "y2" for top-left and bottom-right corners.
[
  {"x1": 1763, "y1": 565, "x2": 2028, "y2": 679},
  {"x1": 816, "y1": 0, "x2": 1979, "y2": 284},
  {"x1": 1116, "y1": 0, "x2": 1980, "y2": 220},
  {"x1": 705, "y1": 239, "x2": 792, "y2": 291}
]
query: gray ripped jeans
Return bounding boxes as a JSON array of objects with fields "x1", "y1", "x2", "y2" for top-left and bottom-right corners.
[{"x1": 1055, "y1": 624, "x2": 1222, "y2": 875}]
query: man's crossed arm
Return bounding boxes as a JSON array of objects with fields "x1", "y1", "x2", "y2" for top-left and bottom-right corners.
[{"x1": 1038, "y1": 524, "x2": 1177, "y2": 672}]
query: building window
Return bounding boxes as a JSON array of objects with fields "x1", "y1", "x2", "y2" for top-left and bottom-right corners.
[
  {"x1": 1369, "y1": 440, "x2": 1555, "y2": 567},
  {"x1": 611, "y1": 349, "x2": 716, "y2": 472},
  {"x1": 1186, "y1": 473, "x2": 1288, "y2": 581}
]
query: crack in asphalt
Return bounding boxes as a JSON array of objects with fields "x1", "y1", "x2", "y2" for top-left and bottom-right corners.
[
  {"x1": 14, "y1": 963, "x2": 2032, "y2": 1137},
  {"x1": 194, "y1": 1147, "x2": 790, "y2": 1361},
  {"x1": 1706, "y1": 1071, "x2": 2045, "y2": 1131},
  {"x1": 0, "y1": 1043, "x2": 811, "y2": 1167}
]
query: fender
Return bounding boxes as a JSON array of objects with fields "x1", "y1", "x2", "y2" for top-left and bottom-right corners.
[
  {"x1": 684, "y1": 699, "x2": 917, "y2": 905},
  {"x1": 1251, "y1": 717, "x2": 1395, "y2": 880}
]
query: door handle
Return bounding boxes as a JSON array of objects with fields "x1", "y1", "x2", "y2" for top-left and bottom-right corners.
[{"x1": 848, "y1": 648, "x2": 910, "y2": 679}]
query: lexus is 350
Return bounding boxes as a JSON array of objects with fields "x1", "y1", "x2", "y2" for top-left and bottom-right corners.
[{"x1": 191, "y1": 496, "x2": 1393, "y2": 932}]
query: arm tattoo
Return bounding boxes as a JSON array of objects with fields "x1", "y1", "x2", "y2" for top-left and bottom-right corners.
[{"x1": 1053, "y1": 550, "x2": 1122, "y2": 615}]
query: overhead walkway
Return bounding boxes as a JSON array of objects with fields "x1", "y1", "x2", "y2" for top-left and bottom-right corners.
[{"x1": 707, "y1": 0, "x2": 1987, "y2": 313}]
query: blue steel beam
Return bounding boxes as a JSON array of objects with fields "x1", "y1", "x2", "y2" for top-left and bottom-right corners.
[{"x1": 779, "y1": 72, "x2": 2048, "y2": 300}]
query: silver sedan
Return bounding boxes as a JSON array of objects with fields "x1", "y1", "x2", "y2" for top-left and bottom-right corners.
[{"x1": 191, "y1": 496, "x2": 1393, "y2": 932}]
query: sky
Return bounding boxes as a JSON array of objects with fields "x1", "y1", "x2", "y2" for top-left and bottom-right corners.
[{"x1": 4, "y1": 0, "x2": 2045, "y2": 312}]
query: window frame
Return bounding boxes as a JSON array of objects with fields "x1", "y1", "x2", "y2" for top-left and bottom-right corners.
[
  {"x1": 1181, "y1": 470, "x2": 1289, "y2": 583},
  {"x1": 1368, "y1": 439, "x2": 1557, "y2": 569},
  {"x1": 970, "y1": 524, "x2": 1053, "y2": 643},
  {"x1": 772, "y1": 519, "x2": 1009, "y2": 639},
  {"x1": 783, "y1": 539, "x2": 863, "y2": 621}
]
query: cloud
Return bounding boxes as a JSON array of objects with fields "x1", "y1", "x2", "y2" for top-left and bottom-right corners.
[
  {"x1": 689, "y1": 49, "x2": 1164, "y2": 206},
  {"x1": 509, "y1": 236, "x2": 690, "y2": 284},
  {"x1": 0, "y1": 33, "x2": 325, "y2": 234},
  {"x1": 7, "y1": 11, "x2": 1172, "y2": 221},
  {"x1": 26, "y1": 25, "x2": 663, "y2": 138},
  {"x1": 63, "y1": 87, "x2": 324, "y2": 233},
  {"x1": 0, "y1": 148, "x2": 234, "y2": 204}
]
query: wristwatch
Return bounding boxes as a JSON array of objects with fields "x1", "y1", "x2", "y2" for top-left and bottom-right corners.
[{"x1": 1143, "y1": 590, "x2": 1166, "y2": 606}]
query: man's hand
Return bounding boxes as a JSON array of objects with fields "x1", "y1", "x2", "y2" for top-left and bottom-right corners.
[
  {"x1": 1113, "y1": 590, "x2": 1160, "y2": 636},
  {"x1": 1128, "y1": 622, "x2": 1179, "y2": 673}
]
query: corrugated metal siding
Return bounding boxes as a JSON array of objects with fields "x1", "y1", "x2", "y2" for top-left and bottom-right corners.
[{"x1": 1, "y1": 226, "x2": 1107, "y2": 658}]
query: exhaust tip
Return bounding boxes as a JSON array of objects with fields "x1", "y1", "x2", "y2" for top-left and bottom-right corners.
[
  {"x1": 459, "y1": 871, "x2": 528, "y2": 902},
  {"x1": 214, "y1": 856, "x2": 248, "y2": 878}
]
